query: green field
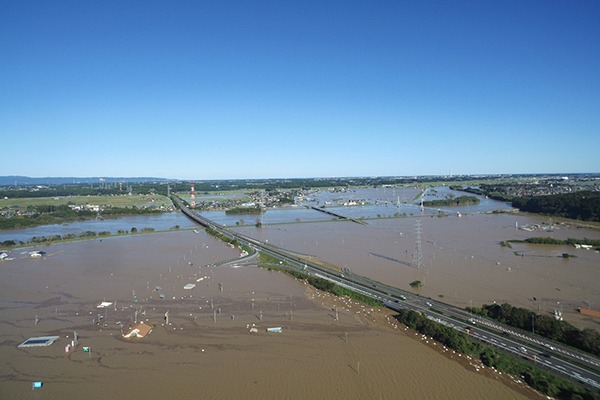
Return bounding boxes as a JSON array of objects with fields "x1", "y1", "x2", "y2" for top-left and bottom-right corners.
[{"x1": 0, "y1": 194, "x2": 172, "y2": 209}]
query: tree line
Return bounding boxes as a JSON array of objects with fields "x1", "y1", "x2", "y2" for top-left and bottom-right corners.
[
  {"x1": 225, "y1": 206, "x2": 262, "y2": 215},
  {"x1": 1, "y1": 227, "x2": 161, "y2": 247},
  {"x1": 396, "y1": 309, "x2": 598, "y2": 399},
  {"x1": 469, "y1": 302, "x2": 600, "y2": 356},
  {"x1": 0, "y1": 204, "x2": 164, "y2": 231},
  {"x1": 512, "y1": 237, "x2": 600, "y2": 250},
  {"x1": 512, "y1": 191, "x2": 600, "y2": 222}
]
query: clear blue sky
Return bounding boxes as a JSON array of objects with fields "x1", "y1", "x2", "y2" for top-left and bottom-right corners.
[{"x1": 1, "y1": 1, "x2": 599, "y2": 180}]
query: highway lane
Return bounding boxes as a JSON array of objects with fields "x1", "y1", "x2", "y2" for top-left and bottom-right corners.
[{"x1": 175, "y1": 198, "x2": 600, "y2": 389}]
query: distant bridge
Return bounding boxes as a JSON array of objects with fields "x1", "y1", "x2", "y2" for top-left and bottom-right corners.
[{"x1": 308, "y1": 206, "x2": 367, "y2": 225}]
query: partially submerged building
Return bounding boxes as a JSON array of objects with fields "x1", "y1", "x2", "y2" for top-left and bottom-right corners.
[
  {"x1": 123, "y1": 322, "x2": 152, "y2": 339},
  {"x1": 18, "y1": 336, "x2": 60, "y2": 348}
]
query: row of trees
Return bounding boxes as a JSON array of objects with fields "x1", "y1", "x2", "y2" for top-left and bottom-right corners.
[
  {"x1": 0, "y1": 204, "x2": 164, "y2": 231},
  {"x1": 517, "y1": 237, "x2": 600, "y2": 248},
  {"x1": 1, "y1": 227, "x2": 166, "y2": 247},
  {"x1": 396, "y1": 309, "x2": 598, "y2": 399},
  {"x1": 470, "y1": 303, "x2": 600, "y2": 356},
  {"x1": 225, "y1": 206, "x2": 262, "y2": 215}
]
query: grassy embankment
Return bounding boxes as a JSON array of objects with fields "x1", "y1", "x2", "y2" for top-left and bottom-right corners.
[{"x1": 257, "y1": 252, "x2": 379, "y2": 307}]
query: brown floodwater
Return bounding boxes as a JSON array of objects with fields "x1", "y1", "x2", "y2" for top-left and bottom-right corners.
[
  {"x1": 239, "y1": 212, "x2": 600, "y2": 331},
  {"x1": 0, "y1": 230, "x2": 534, "y2": 399}
]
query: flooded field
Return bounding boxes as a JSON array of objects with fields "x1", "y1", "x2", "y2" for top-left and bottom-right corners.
[
  {"x1": 0, "y1": 230, "x2": 534, "y2": 399},
  {"x1": 2, "y1": 187, "x2": 599, "y2": 398},
  {"x1": 0, "y1": 212, "x2": 199, "y2": 244},
  {"x1": 238, "y1": 211, "x2": 600, "y2": 331}
]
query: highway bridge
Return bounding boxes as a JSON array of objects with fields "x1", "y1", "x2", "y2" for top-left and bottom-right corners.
[
  {"x1": 174, "y1": 197, "x2": 600, "y2": 390},
  {"x1": 308, "y1": 206, "x2": 367, "y2": 225}
]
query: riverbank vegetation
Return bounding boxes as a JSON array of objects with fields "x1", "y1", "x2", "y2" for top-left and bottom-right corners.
[
  {"x1": 0, "y1": 205, "x2": 165, "y2": 231},
  {"x1": 512, "y1": 191, "x2": 600, "y2": 222},
  {"x1": 0, "y1": 194, "x2": 172, "y2": 209},
  {"x1": 257, "y1": 255, "x2": 380, "y2": 307},
  {"x1": 396, "y1": 309, "x2": 598, "y2": 399},
  {"x1": 507, "y1": 237, "x2": 600, "y2": 251},
  {"x1": 467, "y1": 302, "x2": 600, "y2": 357},
  {"x1": 0, "y1": 226, "x2": 178, "y2": 248},
  {"x1": 1, "y1": 195, "x2": 173, "y2": 231},
  {"x1": 204, "y1": 227, "x2": 239, "y2": 247},
  {"x1": 225, "y1": 206, "x2": 262, "y2": 215},
  {"x1": 423, "y1": 195, "x2": 480, "y2": 207}
]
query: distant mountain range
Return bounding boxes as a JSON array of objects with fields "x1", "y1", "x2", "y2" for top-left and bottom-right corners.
[{"x1": 0, "y1": 176, "x2": 169, "y2": 186}]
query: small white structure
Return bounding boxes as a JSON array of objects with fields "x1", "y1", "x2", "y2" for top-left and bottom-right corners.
[{"x1": 184, "y1": 284, "x2": 196, "y2": 290}]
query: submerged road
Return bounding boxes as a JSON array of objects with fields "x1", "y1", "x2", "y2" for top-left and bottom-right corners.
[{"x1": 175, "y1": 197, "x2": 600, "y2": 389}]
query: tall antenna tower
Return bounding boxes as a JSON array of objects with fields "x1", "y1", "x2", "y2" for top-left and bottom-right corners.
[
  {"x1": 190, "y1": 183, "x2": 196, "y2": 208},
  {"x1": 413, "y1": 220, "x2": 424, "y2": 269}
]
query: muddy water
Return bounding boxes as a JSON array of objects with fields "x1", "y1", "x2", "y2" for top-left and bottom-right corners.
[
  {"x1": 0, "y1": 230, "x2": 531, "y2": 399},
  {"x1": 0, "y1": 212, "x2": 199, "y2": 244},
  {"x1": 240, "y1": 213, "x2": 600, "y2": 331}
]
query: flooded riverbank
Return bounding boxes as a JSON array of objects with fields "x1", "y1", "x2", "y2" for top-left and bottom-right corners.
[
  {"x1": 237, "y1": 211, "x2": 600, "y2": 331},
  {"x1": 0, "y1": 212, "x2": 199, "y2": 244},
  {"x1": 0, "y1": 230, "x2": 534, "y2": 399}
]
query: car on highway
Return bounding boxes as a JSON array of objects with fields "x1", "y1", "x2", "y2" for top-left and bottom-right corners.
[
  {"x1": 518, "y1": 346, "x2": 527, "y2": 353},
  {"x1": 425, "y1": 302, "x2": 432, "y2": 307}
]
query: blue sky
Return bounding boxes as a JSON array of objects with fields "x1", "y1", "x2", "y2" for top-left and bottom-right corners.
[{"x1": 1, "y1": 1, "x2": 599, "y2": 180}]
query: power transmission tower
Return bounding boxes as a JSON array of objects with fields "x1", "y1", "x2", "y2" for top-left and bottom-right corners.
[{"x1": 413, "y1": 220, "x2": 424, "y2": 269}]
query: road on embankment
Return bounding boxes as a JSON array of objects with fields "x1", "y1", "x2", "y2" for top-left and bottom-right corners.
[{"x1": 174, "y1": 197, "x2": 600, "y2": 389}]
